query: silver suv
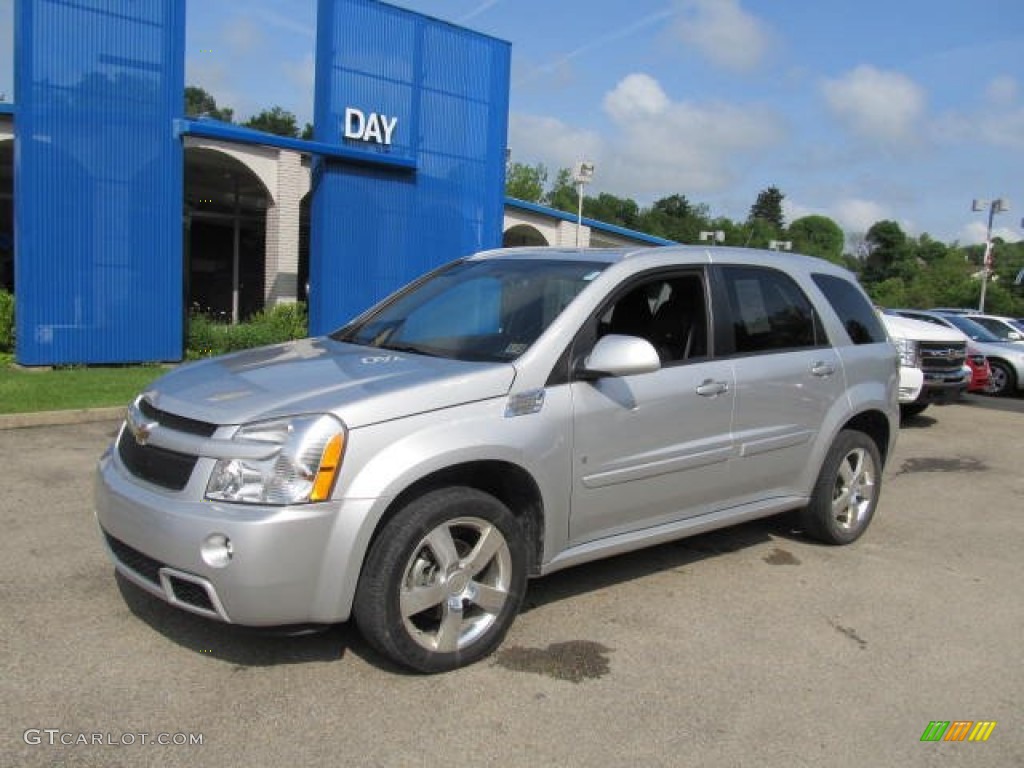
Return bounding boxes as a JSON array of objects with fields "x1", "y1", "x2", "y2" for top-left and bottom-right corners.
[{"x1": 96, "y1": 247, "x2": 899, "y2": 672}]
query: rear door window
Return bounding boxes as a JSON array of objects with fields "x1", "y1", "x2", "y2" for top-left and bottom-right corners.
[{"x1": 718, "y1": 266, "x2": 824, "y2": 354}]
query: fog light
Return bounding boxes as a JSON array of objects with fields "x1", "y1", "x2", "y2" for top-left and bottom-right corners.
[{"x1": 201, "y1": 534, "x2": 233, "y2": 568}]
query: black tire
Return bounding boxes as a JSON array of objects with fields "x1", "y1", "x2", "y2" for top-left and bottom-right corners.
[
  {"x1": 987, "y1": 360, "x2": 1016, "y2": 397},
  {"x1": 353, "y1": 487, "x2": 527, "y2": 673},
  {"x1": 801, "y1": 430, "x2": 882, "y2": 545},
  {"x1": 899, "y1": 402, "x2": 929, "y2": 419}
]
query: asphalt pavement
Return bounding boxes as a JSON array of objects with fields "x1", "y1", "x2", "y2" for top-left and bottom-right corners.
[{"x1": 1, "y1": 397, "x2": 1021, "y2": 767}]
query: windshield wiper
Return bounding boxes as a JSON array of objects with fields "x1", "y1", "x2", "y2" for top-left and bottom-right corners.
[{"x1": 376, "y1": 341, "x2": 442, "y2": 358}]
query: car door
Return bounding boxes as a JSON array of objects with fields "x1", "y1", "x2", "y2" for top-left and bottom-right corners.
[
  {"x1": 568, "y1": 271, "x2": 736, "y2": 544},
  {"x1": 713, "y1": 265, "x2": 845, "y2": 502}
]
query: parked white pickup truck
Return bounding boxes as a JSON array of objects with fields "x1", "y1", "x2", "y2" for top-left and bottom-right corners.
[{"x1": 881, "y1": 312, "x2": 969, "y2": 418}]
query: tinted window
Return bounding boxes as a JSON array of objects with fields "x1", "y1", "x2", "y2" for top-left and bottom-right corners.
[
  {"x1": 812, "y1": 273, "x2": 887, "y2": 344},
  {"x1": 721, "y1": 266, "x2": 822, "y2": 353}
]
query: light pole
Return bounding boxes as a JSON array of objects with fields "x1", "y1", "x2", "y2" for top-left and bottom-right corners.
[
  {"x1": 700, "y1": 231, "x2": 725, "y2": 245},
  {"x1": 573, "y1": 161, "x2": 595, "y2": 247},
  {"x1": 972, "y1": 198, "x2": 1009, "y2": 312}
]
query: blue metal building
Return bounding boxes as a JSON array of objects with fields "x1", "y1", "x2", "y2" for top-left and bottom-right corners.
[{"x1": 8, "y1": 0, "x2": 510, "y2": 365}]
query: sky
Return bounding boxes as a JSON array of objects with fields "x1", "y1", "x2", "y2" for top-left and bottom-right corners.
[{"x1": 2, "y1": 0, "x2": 1022, "y2": 246}]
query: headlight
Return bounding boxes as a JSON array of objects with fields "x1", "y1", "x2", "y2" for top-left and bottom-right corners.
[
  {"x1": 205, "y1": 414, "x2": 346, "y2": 505},
  {"x1": 893, "y1": 338, "x2": 919, "y2": 368}
]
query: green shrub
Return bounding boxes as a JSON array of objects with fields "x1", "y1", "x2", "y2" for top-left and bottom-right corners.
[
  {"x1": 0, "y1": 290, "x2": 13, "y2": 354},
  {"x1": 186, "y1": 302, "x2": 307, "y2": 360}
]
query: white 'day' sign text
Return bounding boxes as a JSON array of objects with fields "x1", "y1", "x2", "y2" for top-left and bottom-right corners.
[{"x1": 344, "y1": 108, "x2": 397, "y2": 145}]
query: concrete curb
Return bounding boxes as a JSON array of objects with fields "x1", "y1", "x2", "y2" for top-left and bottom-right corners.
[{"x1": 0, "y1": 406, "x2": 125, "y2": 431}]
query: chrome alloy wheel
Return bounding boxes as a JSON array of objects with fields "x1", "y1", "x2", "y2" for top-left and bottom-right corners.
[
  {"x1": 831, "y1": 447, "x2": 877, "y2": 532},
  {"x1": 399, "y1": 516, "x2": 513, "y2": 653}
]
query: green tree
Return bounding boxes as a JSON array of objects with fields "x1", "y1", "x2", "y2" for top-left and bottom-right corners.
[
  {"x1": 185, "y1": 85, "x2": 233, "y2": 122},
  {"x1": 544, "y1": 168, "x2": 578, "y2": 214},
  {"x1": 244, "y1": 106, "x2": 300, "y2": 138},
  {"x1": 748, "y1": 186, "x2": 785, "y2": 229},
  {"x1": 585, "y1": 193, "x2": 640, "y2": 229},
  {"x1": 641, "y1": 194, "x2": 710, "y2": 243},
  {"x1": 505, "y1": 162, "x2": 547, "y2": 202},
  {"x1": 788, "y1": 215, "x2": 845, "y2": 264},
  {"x1": 862, "y1": 220, "x2": 911, "y2": 284}
]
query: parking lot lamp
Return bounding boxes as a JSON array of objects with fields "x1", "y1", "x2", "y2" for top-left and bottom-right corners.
[
  {"x1": 573, "y1": 162, "x2": 595, "y2": 246},
  {"x1": 972, "y1": 198, "x2": 1009, "y2": 312}
]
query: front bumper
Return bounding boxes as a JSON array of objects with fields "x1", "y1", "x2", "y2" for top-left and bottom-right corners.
[
  {"x1": 918, "y1": 369, "x2": 969, "y2": 404},
  {"x1": 95, "y1": 447, "x2": 375, "y2": 626}
]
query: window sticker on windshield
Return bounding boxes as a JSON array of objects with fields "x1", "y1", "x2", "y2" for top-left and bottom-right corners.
[
  {"x1": 583, "y1": 271, "x2": 601, "y2": 281},
  {"x1": 504, "y1": 342, "x2": 528, "y2": 356}
]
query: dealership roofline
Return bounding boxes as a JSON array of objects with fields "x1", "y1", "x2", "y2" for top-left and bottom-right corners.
[
  {"x1": 505, "y1": 197, "x2": 676, "y2": 247},
  {"x1": 175, "y1": 117, "x2": 417, "y2": 171}
]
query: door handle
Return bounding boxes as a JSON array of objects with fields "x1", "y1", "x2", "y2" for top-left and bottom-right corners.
[
  {"x1": 811, "y1": 361, "x2": 836, "y2": 377},
  {"x1": 696, "y1": 379, "x2": 729, "y2": 397}
]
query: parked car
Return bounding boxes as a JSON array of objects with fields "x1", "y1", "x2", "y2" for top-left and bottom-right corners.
[
  {"x1": 879, "y1": 312, "x2": 969, "y2": 418},
  {"x1": 960, "y1": 313, "x2": 1024, "y2": 344},
  {"x1": 96, "y1": 246, "x2": 899, "y2": 672},
  {"x1": 891, "y1": 309, "x2": 1024, "y2": 397},
  {"x1": 965, "y1": 345, "x2": 992, "y2": 392}
]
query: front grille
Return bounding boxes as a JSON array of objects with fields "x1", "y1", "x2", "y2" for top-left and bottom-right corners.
[
  {"x1": 117, "y1": 398, "x2": 215, "y2": 490},
  {"x1": 919, "y1": 342, "x2": 966, "y2": 373},
  {"x1": 118, "y1": 432, "x2": 197, "y2": 491},
  {"x1": 139, "y1": 398, "x2": 217, "y2": 437},
  {"x1": 105, "y1": 532, "x2": 163, "y2": 585},
  {"x1": 168, "y1": 577, "x2": 216, "y2": 612}
]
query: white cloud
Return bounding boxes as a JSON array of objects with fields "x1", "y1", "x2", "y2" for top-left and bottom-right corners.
[
  {"x1": 507, "y1": 113, "x2": 605, "y2": 171},
  {"x1": 511, "y1": 74, "x2": 785, "y2": 201},
  {"x1": 932, "y1": 104, "x2": 1024, "y2": 150},
  {"x1": 822, "y1": 66, "x2": 926, "y2": 144},
  {"x1": 600, "y1": 73, "x2": 784, "y2": 196},
  {"x1": 672, "y1": 0, "x2": 772, "y2": 73},
  {"x1": 830, "y1": 198, "x2": 891, "y2": 234},
  {"x1": 603, "y1": 74, "x2": 670, "y2": 118}
]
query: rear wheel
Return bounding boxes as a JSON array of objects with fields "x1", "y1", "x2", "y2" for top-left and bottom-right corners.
[
  {"x1": 801, "y1": 430, "x2": 882, "y2": 545},
  {"x1": 987, "y1": 360, "x2": 1016, "y2": 397},
  {"x1": 354, "y1": 487, "x2": 527, "y2": 673}
]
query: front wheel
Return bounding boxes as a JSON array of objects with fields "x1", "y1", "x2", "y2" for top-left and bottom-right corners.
[
  {"x1": 354, "y1": 487, "x2": 527, "y2": 673},
  {"x1": 801, "y1": 430, "x2": 882, "y2": 545}
]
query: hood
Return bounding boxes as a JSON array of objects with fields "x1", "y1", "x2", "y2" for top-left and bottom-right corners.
[
  {"x1": 881, "y1": 314, "x2": 965, "y2": 343},
  {"x1": 142, "y1": 338, "x2": 517, "y2": 429}
]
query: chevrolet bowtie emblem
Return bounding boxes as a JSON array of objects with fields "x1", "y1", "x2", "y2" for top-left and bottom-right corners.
[{"x1": 127, "y1": 402, "x2": 159, "y2": 446}]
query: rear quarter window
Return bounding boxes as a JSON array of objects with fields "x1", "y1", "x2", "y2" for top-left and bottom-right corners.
[{"x1": 812, "y1": 273, "x2": 887, "y2": 345}]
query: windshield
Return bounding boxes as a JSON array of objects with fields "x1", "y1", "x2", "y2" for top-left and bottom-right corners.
[
  {"x1": 333, "y1": 258, "x2": 607, "y2": 362},
  {"x1": 942, "y1": 314, "x2": 1004, "y2": 343}
]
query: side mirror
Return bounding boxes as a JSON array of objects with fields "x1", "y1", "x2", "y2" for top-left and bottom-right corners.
[
  {"x1": 579, "y1": 334, "x2": 661, "y2": 379},
  {"x1": 1007, "y1": 332, "x2": 1021, "y2": 340}
]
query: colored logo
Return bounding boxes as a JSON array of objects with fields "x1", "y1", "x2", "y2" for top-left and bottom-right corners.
[{"x1": 920, "y1": 721, "x2": 997, "y2": 742}]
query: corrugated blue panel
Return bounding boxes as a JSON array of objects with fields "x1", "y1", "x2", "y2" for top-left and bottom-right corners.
[
  {"x1": 310, "y1": 0, "x2": 510, "y2": 335},
  {"x1": 14, "y1": 0, "x2": 184, "y2": 364}
]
